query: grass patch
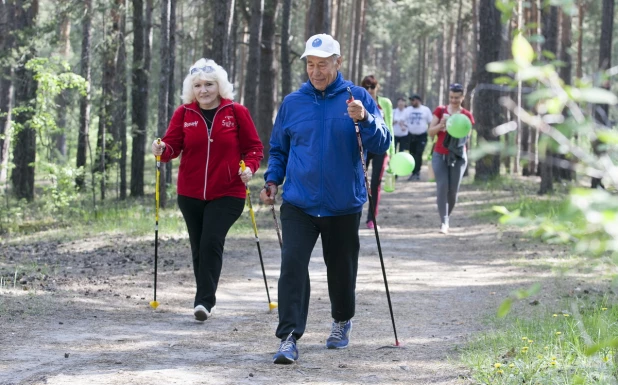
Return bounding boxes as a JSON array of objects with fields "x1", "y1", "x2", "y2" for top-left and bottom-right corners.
[
  {"x1": 460, "y1": 297, "x2": 618, "y2": 384},
  {"x1": 1, "y1": 168, "x2": 269, "y2": 243},
  {"x1": 475, "y1": 194, "x2": 569, "y2": 222}
]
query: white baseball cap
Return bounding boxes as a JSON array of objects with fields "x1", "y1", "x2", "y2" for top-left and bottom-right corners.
[{"x1": 300, "y1": 34, "x2": 341, "y2": 59}]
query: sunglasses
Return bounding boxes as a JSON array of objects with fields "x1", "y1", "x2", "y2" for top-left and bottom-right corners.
[
  {"x1": 449, "y1": 83, "x2": 463, "y2": 92},
  {"x1": 190, "y1": 65, "x2": 215, "y2": 75},
  {"x1": 363, "y1": 85, "x2": 376, "y2": 90}
]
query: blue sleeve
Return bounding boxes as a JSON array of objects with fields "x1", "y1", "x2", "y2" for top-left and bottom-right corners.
[
  {"x1": 264, "y1": 104, "x2": 289, "y2": 185},
  {"x1": 357, "y1": 89, "x2": 391, "y2": 154}
]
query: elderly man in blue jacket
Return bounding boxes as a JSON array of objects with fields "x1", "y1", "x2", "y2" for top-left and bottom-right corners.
[{"x1": 260, "y1": 33, "x2": 391, "y2": 365}]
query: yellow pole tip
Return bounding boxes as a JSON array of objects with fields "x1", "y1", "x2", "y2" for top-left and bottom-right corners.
[
  {"x1": 269, "y1": 302, "x2": 278, "y2": 311},
  {"x1": 150, "y1": 301, "x2": 160, "y2": 309}
]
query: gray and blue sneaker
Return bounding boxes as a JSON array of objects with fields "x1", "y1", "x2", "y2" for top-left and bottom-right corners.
[
  {"x1": 273, "y1": 333, "x2": 298, "y2": 364},
  {"x1": 326, "y1": 319, "x2": 352, "y2": 349}
]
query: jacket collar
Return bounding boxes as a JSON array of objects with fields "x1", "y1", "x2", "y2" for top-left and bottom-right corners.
[
  {"x1": 301, "y1": 72, "x2": 352, "y2": 97},
  {"x1": 186, "y1": 98, "x2": 233, "y2": 111}
]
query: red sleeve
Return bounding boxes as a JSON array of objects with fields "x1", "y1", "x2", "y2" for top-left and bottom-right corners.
[
  {"x1": 234, "y1": 103, "x2": 264, "y2": 173},
  {"x1": 462, "y1": 108, "x2": 475, "y2": 125},
  {"x1": 160, "y1": 106, "x2": 186, "y2": 163},
  {"x1": 433, "y1": 106, "x2": 445, "y2": 119}
]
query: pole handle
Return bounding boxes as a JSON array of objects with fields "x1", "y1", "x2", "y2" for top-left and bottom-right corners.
[{"x1": 156, "y1": 138, "x2": 161, "y2": 162}]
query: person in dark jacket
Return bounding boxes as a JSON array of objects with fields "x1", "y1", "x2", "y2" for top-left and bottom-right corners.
[
  {"x1": 152, "y1": 58, "x2": 264, "y2": 322},
  {"x1": 259, "y1": 33, "x2": 391, "y2": 364}
]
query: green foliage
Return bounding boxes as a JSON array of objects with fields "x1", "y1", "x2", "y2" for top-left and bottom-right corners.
[
  {"x1": 37, "y1": 161, "x2": 83, "y2": 215},
  {"x1": 475, "y1": 19, "x2": 618, "y2": 382},
  {"x1": 462, "y1": 298, "x2": 618, "y2": 384},
  {"x1": 23, "y1": 57, "x2": 87, "y2": 161}
]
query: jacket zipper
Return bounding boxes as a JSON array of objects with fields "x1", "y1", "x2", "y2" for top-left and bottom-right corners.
[
  {"x1": 184, "y1": 102, "x2": 232, "y2": 200},
  {"x1": 319, "y1": 91, "x2": 326, "y2": 217}
]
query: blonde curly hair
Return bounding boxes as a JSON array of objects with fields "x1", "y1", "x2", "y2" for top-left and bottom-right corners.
[{"x1": 181, "y1": 58, "x2": 235, "y2": 104}]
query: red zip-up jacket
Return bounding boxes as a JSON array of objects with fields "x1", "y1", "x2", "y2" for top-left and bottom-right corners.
[{"x1": 160, "y1": 99, "x2": 264, "y2": 201}]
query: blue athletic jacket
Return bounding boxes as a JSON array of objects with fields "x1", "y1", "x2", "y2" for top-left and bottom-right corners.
[{"x1": 264, "y1": 72, "x2": 392, "y2": 217}]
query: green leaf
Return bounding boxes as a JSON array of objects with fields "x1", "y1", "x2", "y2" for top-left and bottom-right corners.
[
  {"x1": 512, "y1": 34, "x2": 534, "y2": 66},
  {"x1": 494, "y1": 76, "x2": 514, "y2": 85},
  {"x1": 597, "y1": 130, "x2": 618, "y2": 145},
  {"x1": 584, "y1": 338, "x2": 618, "y2": 356},
  {"x1": 575, "y1": 88, "x2": 618, "y2": 105},
  {"x1": 497, "y1": 298, "x2": 513, "y2": 318},
  {"x1": 487, "y1": 61, "x2": 514, "y2": 74},
  {"x1": 572, "y1": 375, "x2": 585, "y2": 385},
  {"x1": 493, "y1": 206, "x2": 510, "y2": 215},
  {"x1": 516, "y1": 66, "x2": 544, "y2": 81},
  {"x1": 541, "y1": 50, "x2": 556, "y2": 60}
]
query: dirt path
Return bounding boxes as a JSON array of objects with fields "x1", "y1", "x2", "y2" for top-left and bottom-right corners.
[{"x1": 0, "y1": 175, "x2": 557, "y2": 385}]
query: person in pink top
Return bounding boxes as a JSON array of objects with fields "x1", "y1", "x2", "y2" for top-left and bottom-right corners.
[{"x1": 427, "y1": 83, "x2": 475, "y2": 235}]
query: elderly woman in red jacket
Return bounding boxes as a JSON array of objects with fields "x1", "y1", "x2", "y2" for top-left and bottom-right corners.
[{"x1": 152, "y1": 58, "x2": 263, "y2": 322}]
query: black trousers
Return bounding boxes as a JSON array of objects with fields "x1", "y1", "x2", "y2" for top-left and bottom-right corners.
[
  {"x1": 394, "y1": 135, "x2": 410, "y2": 153},
  {"x1": 408, "y1": 132, "x2": 428, "y2": 176},
  {"x1": 177, "y1": 195, "x2": 245, "y2": 310},
  {"x1": 276, "y1": 203, "x2": 361, "y2": 340}
]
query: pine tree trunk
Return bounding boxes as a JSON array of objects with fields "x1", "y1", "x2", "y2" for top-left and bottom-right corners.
[
  {"x1": 596, "y1": 0, "x2": 613, "y2": 121},
  {"x1": 280, "y1": 0, "x2": 292, "y2": 97},
  {"x1": 473, "y1": 0, "x2": 501, "y2": 182},
  {"x1": 445, "y1": 22, "x2": 454, "y2": 100},
  {"x1": 559, "y1": 9, "x2": 573, "y2": 181},
  {"x1": 538, "y1": 5, "x2": 558, "y2": 194},
  {"x1": 130, "y1": 0, "x2": 147, "y2": 197},
  {"x1": 527, "y1": 0, "x2": 541, "y2": 177},
  {"x1": 165, "y1": 0, "x2": 176, "y2": 186},
  {"x1": 76, "y1": 0, "x2": 92, "y2": 190},
  {"x1": 591, "y1": 0, "x2": 614, "y2": 189},
  {"x1": 113, "y1": 0, "x2": 128, "y2": 199},
  {"x1": 454, "y1": 0, "x2": 464, "y2": 83},
  {"x1": 212, "y1": 0, "x2": 235, "y2": 69},
  {"x1": 436, "y1": 28, "x2": 445, "y2": 106},
  {"x1": 0, "y1": 2, "x2": 14, "y2": 185},
  {"x1": 11, "y1": 0, "x2": 39, "y2": 202},
  {"x1": 330, "y1": 0, "x2": 338, "y2": 37},
  {"x1": 244, "y1": 0, "x2": 263, "y2": 120},
  {"x1": 576, "y1": 2, "x2": 584, "y2": 79},
  {"x1": 54, "y1": 9, "x2": 71, "y2": 161},
  {"x1": 157, "y1": 0, "x2": 171, "y2": 208},
  {"x1": 257, "y1": 0, "x2": 279, "y2": 163}
]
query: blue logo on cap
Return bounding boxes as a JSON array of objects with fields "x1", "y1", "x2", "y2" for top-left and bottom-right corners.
[{"x1": 312, "y1": 38, "x2": 322, "y2": 47}]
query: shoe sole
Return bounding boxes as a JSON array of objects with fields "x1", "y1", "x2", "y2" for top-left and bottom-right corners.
[
  {"x1": 326, "y1": 342, "x2": 349, "y2": 349},
  {"x1": 194, "y1": 309, "x2": 207, "y2": 321},
  {"x1": 273, "y1": 354, "x2": 296, "y2": 364},
  {"x1": 194, "y1": 305, "x2": 214, "y2": 322}
]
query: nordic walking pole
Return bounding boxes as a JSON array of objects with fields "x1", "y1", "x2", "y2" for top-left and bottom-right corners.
[
  {"x1": 240, "y1": 160, "x2": 278, "y2": 312},
  {"x1": 347, "y1": 87, "x2": 400, "y2": 347},
  {"x1": 271, "y1": 205, "x2": 283, "y2": 249},
  {"x1": 150, "y1": 138, "x2": 161, "y2": 310}
]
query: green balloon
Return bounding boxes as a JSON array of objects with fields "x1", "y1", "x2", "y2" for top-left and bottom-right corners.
[
  {"x1": 389, "y1": 152, "x2": 415, "y2": 176},
  {"x1": 446, "y1": 113, "x2": 472, "y2": 138}
]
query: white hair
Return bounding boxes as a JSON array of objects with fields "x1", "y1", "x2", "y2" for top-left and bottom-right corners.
[{"x1": 181, "y1": 58, "x2": 235, "y2": 104}]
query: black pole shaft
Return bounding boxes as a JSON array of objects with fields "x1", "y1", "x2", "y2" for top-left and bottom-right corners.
[
  {"x1": 154, "y1": 222, "x2": 158, "y2": 301},
  {"x1": 254, "y1": 237, "x2": 272, "y2": 303},
  {"x1": 348, "y1": 87, "x2": 399, "y2": 345},
  {"x1": 246, "y1": 189, "x2": 272, "y2": 304},
  {"x1": 271, "y1": 205, "x2": 283, "y2": 248}
]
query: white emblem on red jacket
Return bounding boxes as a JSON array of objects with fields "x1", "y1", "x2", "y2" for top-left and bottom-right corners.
[
  {"x1": 184, "y1": 121, "x2": 198, "y2": 127},
  {"x1": 221, "y1": 116, "x2": 236, "y2": 128}
]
